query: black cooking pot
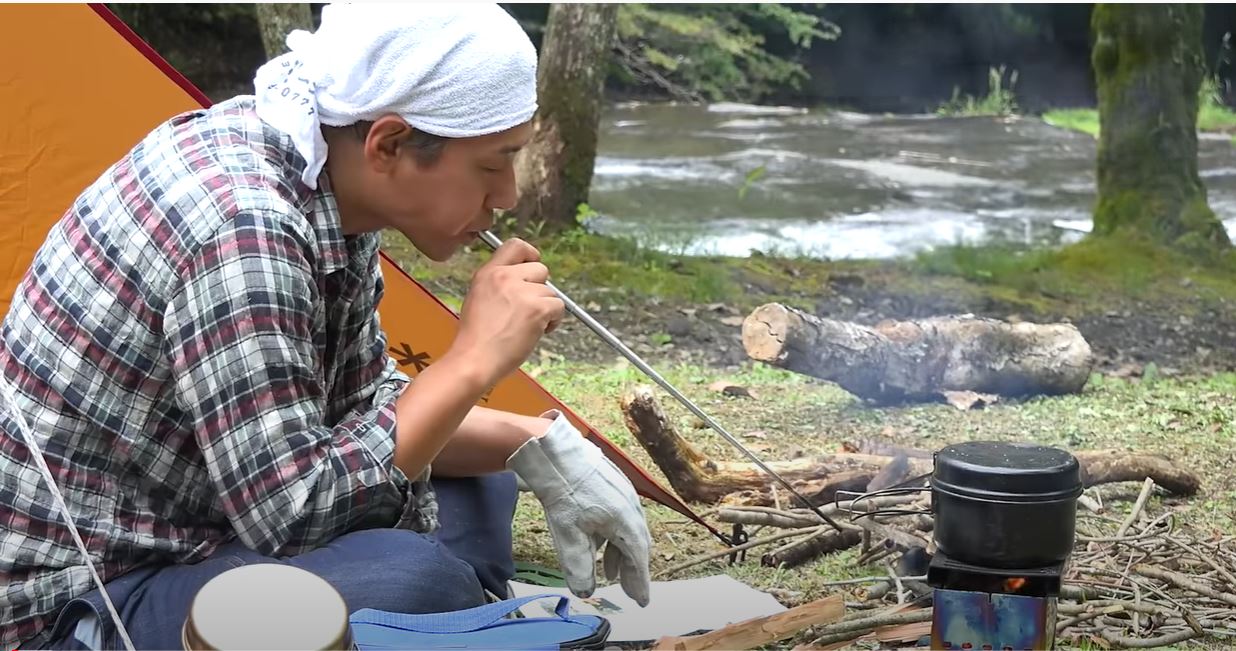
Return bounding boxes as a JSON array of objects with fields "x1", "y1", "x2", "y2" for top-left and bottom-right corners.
[{"x1": 931, "y1": 441, "x2": 1082, "y2": 569}]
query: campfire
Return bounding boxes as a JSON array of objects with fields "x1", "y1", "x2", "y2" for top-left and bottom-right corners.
[{"x1": 621, "y1": 386, "x2": 1233, "y2": 649}]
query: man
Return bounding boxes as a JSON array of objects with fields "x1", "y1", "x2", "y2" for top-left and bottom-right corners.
[{"x1": 0, "y1": 4, "x2": 651, "y2": 649}]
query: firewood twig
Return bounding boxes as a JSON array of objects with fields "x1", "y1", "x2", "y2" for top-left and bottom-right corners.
[
  {"x1": 1117, "y1": 478, "x2": 1156, "y2": 538},
  {"x1": 818, "y1": 575, "x2": 926, "y2": 588},
  {"x1": 808, "y1": 609, "x2": 933, "y2": 647},
  {"x1": 1098, "y1": 627, "x2": 1201, "y2": 648},
  {"x1": 657, "y1": 526, "x2": 827, "y2": 578},
  {"x1": 1165, "y1": 536, "x2": 1236, "y2": 591},
  {"x1": 1133, "y1": 565, "x2": 1236, "y2": 607}
]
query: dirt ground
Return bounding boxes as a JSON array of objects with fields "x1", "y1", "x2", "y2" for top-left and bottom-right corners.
[{"x1": 533, "y1": 268, "x2": 1236, "y2": 379}]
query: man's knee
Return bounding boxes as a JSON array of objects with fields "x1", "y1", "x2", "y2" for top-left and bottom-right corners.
[{"x1": 305, "y1": 528, "x2": 487, "y2": 615}]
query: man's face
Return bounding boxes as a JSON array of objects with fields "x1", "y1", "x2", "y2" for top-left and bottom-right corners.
[{"x1": 359, "y1": 118, "x2": 533, "y2": 262}]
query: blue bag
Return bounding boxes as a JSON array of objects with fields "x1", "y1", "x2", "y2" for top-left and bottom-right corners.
[{"x1": 349, "y1": 594, "x2": 611, "y2": 650}]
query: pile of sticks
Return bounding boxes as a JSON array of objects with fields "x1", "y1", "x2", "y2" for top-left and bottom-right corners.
[
  {"x1": 1058, "y1": 478, "x2": 1236, "y2": 649},
  {"x1": 660, "y1": 480, "x2": 1236, "y2": 649},
  {"x1": 618, "y1": 388, "x2": 1229, "y2": 648}
]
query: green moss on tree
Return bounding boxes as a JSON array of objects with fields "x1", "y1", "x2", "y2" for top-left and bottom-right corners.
[
  {"x1": 1090, "y1": 4, "x2": 1231, "y2": 255},
  {"x1": 512, "y1": 4, "x2": 618, "y2": 231}
]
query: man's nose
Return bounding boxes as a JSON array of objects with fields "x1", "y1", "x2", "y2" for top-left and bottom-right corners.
[{"x1": 484, "y1": 167, "x2": 520, "y2": 212}]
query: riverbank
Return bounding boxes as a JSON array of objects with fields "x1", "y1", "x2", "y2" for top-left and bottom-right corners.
[
  {"x1": 383, "y1": 231, "x2": 1236, "y2": 376},
  {"x1": 385, "y1": 232, "x2": 1235, "y2": 648},
  {"x1": 1044, "y1": 106, "x2": 1236, "y2": 139}
]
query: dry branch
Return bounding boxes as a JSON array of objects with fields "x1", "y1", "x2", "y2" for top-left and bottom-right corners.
[
  {"x1": 621, "y1": 386, "x2": 1201, "y2": 511},
  {"x1": 1099, "y1": 628, "x2": 1201, "y2": 648},
  {"x1": 807, "y1": 609, "x2": 933, "y2": 647},
  {"x1": 1133, "y1": 565, "x2": 1236, "y2": 607},
  {"x1": 1073, "y1": 450, "x2": 1200, "y2": 496},
  {"x1": 1117, "y1": 478, "x2": 1156, "y2": 537},
  {"x1": 658, "y1": 526, "x2": 826, "y2": 578},
  {"x1": 620, "y1": 386, "x2": 914, "y2": 504},
  {"x1": 762, "y1": 529, "x2": 863, "y2": 568}
]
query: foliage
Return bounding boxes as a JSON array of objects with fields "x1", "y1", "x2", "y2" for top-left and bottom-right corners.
[
  {"x1": 1198, "y1": 75, "x2": 1236, "y2": 133},
  {"x1": 381, "y1": 230, "x2": 744, "y2": 305},
  {"x1": 936, "y1": 65, "x2": 1020, "y2": 117},
  {"x1": 1044, "y1": 76, "x2": 1236, "y2": 139},
  {"x1": 1042, "y1": 108, "x2": 1101, "y2": 137},
  {"x1": 912, "y1": 234, "x2": 1236, "y2": 305},
  {"x1": 612, "y1": 4, "x2": 839, "y2": 102},
  {"x1": 737, "y1": 165, "x2": 766, "y2": 200}
]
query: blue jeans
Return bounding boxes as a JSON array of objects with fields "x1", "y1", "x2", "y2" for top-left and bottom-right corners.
[{"x1": 42, "y1": 473, "x2": 519, "y2": 650}]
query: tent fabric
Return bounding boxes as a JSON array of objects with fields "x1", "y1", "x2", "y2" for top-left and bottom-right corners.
[{"x1": 0, "y1": 4, "x2": 723, "y2": 542}]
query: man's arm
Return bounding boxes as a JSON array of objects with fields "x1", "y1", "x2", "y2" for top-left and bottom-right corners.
[
  {"x1": 165, "y1": 212, "x2": 421, "y2": 555},
  {"x1": 431, "y1": 406, "x2": 552, "y2": 477}
]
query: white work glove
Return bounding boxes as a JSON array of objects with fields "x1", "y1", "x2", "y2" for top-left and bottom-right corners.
[{"x1": 507, "y1": 412, "x2": 653, "y2": 607}]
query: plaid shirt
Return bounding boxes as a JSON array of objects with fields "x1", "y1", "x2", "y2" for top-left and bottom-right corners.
[{"x1": 0, "y1": 97, "x2": 437, "y2": 646}]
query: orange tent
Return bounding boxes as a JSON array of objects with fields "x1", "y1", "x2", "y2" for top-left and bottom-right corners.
[{"x1": 0, "y1": 4, "x2": 722, "y2": 542}]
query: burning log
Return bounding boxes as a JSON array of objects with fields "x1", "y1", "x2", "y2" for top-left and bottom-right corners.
[{"x1": 742, "y1": 304, "x2": 1093, "y2": 404}]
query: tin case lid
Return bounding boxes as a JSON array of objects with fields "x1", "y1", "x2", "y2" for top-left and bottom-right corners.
[
  {"x1": 183, "y1": 564, "x2": 351, "y2": 650},
  {"x1": 933, "y1": 441, "x2": 1082, "y2": 502}
]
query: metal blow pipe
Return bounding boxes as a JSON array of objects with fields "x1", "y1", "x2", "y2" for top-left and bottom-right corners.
[{"x1": 477, "y1": 230, "x2": 844, "y2": 534}]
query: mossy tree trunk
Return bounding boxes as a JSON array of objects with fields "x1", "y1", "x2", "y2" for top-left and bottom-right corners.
[
  {"x1": 512, "y1": 4, "x2": 617, "y2": 231},
  {"x1": 1090, "y1": 4, "x2": 1231, "y2": 253},
  {"x1": 254, "y1": 3, "x2": 313, "y2": 59}
]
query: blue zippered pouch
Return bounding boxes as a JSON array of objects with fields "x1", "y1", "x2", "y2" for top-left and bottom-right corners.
[{"x1": 350, "y1": 593, "x2": 610, "y2": 650}]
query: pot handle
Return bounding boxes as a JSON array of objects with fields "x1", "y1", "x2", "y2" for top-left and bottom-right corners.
[{"x1": 833, "y1": 472, "x2": 934, "y2": 521}]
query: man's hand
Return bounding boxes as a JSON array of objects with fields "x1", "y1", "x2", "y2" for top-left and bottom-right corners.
[
  {"x1": 507, "y1": 413, "x2": 652, "y2": 606},
  {"x1": 391, "y1": 240, "x2": 560, "y2": 481},
  {"x1": 449, "y1": 239, "x2": 564, "y2": 387}
]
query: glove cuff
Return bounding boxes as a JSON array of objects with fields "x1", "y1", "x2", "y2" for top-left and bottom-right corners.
[{"x1": 506, "y1": 414, "x2": 602, "y2": 503}]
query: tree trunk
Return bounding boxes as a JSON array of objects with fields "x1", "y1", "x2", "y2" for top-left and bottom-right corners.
[
  {"x1": 254, "y1": 4, "x2": 313, "y2": 59},
  {"x1": 1090, "y1": 4, "x2": 1231, "y2": 253},
  {"x1": 511, "y1": 4, "x2": 617, "y2": 231},
  {"x1": 742, "y1": 304, "x2": 1094, "y2": 404}
]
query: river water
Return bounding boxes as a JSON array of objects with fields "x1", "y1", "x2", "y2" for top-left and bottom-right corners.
[{"x1": 588, "y1": 102, "x2": 1236, "y2": 260}]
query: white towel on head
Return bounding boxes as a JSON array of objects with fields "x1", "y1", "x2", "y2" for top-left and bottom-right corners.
[{"x1": 254, "y1": 3, "x2": 538, "y2": 188}]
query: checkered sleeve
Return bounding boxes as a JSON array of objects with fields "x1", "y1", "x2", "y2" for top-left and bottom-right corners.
[
  {"x1": 333, "y1": 257, "x2": 439, "y2": 532},
  {"x1": 332, "y1": 253, "x2": 411, "y2": 418},
  {"x1": 163, "y1": 211, "x2": 418, "y2": 555}
]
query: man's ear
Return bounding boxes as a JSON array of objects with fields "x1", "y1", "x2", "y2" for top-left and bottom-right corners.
[{"x1": 363, "y1": 115, "x2": 413, "y2": 174}]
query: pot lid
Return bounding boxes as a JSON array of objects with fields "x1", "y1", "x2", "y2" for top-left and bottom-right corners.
[{"x1": 933, "y1": 441, "x2": 1081, "y2": 500}]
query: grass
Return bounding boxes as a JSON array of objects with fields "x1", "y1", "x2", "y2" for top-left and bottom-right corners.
[
  {"x1": 1042, "y1": 107, "x2": 1101, "y2": 137},
  {"x1": 936, "y1": 65, "x2": 1019, "y2": 117},
  {"x1": 384, "y1": 227, "x2": 1236, "y2": 341},
  {"x1": 1043, "y1": 77, "x2": 1236, "y2": 138},
  {"x1": 381, "y1": 229, "x2": 855, "y2": 314},
  {"x1": 910, "y1": 235, "x2": 1236, "y2": 310},
  {"x1": 510, "y1": 357, "x2": 1236, "y2": 648}
]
